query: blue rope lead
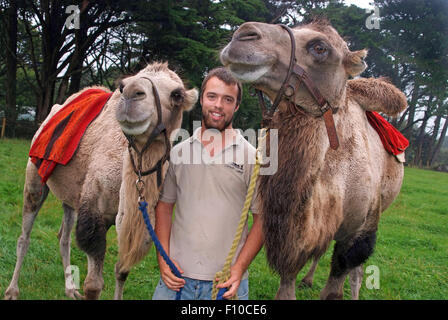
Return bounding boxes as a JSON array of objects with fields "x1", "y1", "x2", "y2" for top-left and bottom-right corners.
[
  {"x1": 139, "y1": 201, "x2": 183, "y2": 300},
  {"x1": 217, "y1": 288, "x2": 227, "y2": 300}
]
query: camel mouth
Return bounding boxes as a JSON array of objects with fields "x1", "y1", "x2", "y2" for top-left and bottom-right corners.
[
  {"x1": 227, "y1": 63, "x2": 272, "y2": 83},
  {"x1": 221, "y1": 43, "x2": 275, "y2": 83},
  {"x1": 118, "y1": 118, "x2": 151, "y2": 136}
]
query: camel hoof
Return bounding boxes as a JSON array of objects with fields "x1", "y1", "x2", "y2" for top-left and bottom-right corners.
[
  {"x1": 4, "y1": 287, "x2": 19, "y2": 300},
  {"x1": 322, "y1": 292, "x2": 343, "y2": 300},
  {"x1": 274, "y1": 291, "x2": 296, "y2": 300},
  {"x1": 84, "y1": 289, "x2": 101, "y2": 300},
  {"x1": 298, "y1": 278, "x2": 313, "y2": 288},
  {"x1": 65, "y1": 288, "x2": 84, "y2": 300}
]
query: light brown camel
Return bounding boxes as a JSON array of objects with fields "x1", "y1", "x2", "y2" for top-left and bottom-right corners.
[
  {"x1": 221, "y1": 20, "x2": 407, "y2": 300},
  {"x1": 4, "y1": 62, "x2": 198, "y2": 300}
]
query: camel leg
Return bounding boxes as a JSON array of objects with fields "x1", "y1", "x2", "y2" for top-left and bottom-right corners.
[
  {"x1": 58, "y1": 203, "x2": 83, "y2": 300},
  {"x1": 299, "y1": 256, "x2": 320, "y2": 288},
  {"x1": 81, "y1": 253, "x2": 105, "y2": 300},
  {"x1": 113, "y1": 209, "x2": 153, "y2": 300},
  {"x1": 349, "y1": 265, "x2": 364, "y2": 300},
  {"x1": 113, "y1": 210, "x2": 129, "y2": 300},
  {"x1": 5, "y1": 164, "x2": 49, "y2": 300},
  {"x1": 321, "y1": 232, "x2": 376, "y2": 300},
  {"x1": 275, "y1": 274, "x2": 298, "y2": 300},
  {"x1": 75, "y1": 200, "x2": 108, "y2": 300},
  {"x1": 113, "y1": 261, "x2": 129, "y2": 300},
  {"x1": 320, "y1": 241, "x2": 349, "y2": 300}
]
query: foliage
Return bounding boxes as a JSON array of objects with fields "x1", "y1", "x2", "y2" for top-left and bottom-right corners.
[{"x1": 0, "y1": 0, "x2": 447, "y2": 167}]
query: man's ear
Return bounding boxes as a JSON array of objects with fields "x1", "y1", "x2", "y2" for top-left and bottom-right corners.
[
  {"x1": 234, "y1": 104, "x2": 240, "y2": 113},
  {"x1": 183, "y1": 88, "x2": 199, "y2": 111},
  {"x1": 344, "y1": 49, "x2": 368, "y2": 77}
]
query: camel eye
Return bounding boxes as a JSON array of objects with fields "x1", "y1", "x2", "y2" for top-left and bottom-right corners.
[
  {"x1": 170, "y1": 88, "x2": 184, "y2": 105},
  {"x1": 314, "y1": 44, "x2": 326, "y2": 55},
  {"x1": 309, "y1": 41, "x2": 329, "y2": 60}
]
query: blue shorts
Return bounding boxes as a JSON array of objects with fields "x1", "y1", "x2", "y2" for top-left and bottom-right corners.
[{"x1": 152, "y1": 277, "x2": 249, "y2": 300}]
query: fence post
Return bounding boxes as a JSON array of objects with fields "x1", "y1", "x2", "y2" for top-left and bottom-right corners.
[{"x1": 0, "y1": 111, "x2": 5, "y2": 139}]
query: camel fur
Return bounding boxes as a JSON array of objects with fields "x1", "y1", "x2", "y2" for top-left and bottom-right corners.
[
  {"x1": 221, "y1": 19, "x2": 407, "y2": 300},
  {"x1": 4, "y1": 62, "x2": 197, "y2": 300}
]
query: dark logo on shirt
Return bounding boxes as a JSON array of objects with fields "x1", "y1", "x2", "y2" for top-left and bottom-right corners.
[{"x1": 226, "y1": 162, "x2": 244, "y2": 173}]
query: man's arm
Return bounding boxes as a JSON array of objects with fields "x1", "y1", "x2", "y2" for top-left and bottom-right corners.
[
  {"x1": 216, "y1": 213, "x2": 264, "y2": 299},
  {"x1": 155, "y1": 200, "x2": 185, "y2": 291}
]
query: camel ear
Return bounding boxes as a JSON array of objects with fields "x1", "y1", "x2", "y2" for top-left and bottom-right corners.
[
  {"x1": 344, "y1": 49, "x2": 368, "y2": 77},
  {"x1": 183, "y1": 88, "x2": 198, "y2": 111}
]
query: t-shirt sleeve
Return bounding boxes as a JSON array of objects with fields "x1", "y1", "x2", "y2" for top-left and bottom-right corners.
[{"x1": 159, "y1": 161, "x2": 177, "y2": 203}]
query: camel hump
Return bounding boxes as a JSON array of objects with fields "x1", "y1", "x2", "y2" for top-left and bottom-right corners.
[{"x1": 347, "y1": 77, "x2": 407, "y2": 117}]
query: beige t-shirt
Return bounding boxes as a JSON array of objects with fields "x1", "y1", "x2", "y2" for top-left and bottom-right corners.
[{"x1": 159, "y1": 127, "x2": 260, "y2": 281}]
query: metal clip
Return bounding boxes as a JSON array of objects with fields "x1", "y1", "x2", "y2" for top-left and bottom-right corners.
[
  {"x1": 320, "y1": 102, "x2": 331, "y2": 115},
  {"x1": 136, "y1": 178, "x2": 145, "y2": 202}
]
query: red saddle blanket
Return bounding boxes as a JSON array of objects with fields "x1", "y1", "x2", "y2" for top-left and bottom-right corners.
[
  {"x1": 29, "y1": 88, "x2": 112, "y2": 183},
  {"x1": 366, "y1": 111, "x2": 409, "y2": 156}
]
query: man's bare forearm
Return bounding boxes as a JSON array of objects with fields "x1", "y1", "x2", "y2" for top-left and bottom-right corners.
[
  {"x1": 233, "y1": 214, "x2": 264, "y2": 274},
  {"x1": 154, "y1": 200, "x2": 175, "y2": 264}
]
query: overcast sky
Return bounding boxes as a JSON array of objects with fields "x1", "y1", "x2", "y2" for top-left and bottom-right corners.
[{"x1": 343, "y1": 0, "x2": 374, "y2": 9}]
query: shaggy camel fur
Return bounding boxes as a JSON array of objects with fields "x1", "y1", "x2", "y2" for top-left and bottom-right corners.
[
  {"x1": 221, "y1": 20, "x2": 407, "y2": 300},
  {"x1": 4, "y1": 62, "x2": 197, "y2": 300}
]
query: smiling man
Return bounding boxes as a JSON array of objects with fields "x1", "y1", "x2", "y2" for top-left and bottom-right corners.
[{"x1": 152, "y1": 67, "x2": 264, "y2": 300}]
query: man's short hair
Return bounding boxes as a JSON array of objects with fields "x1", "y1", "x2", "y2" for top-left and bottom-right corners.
[{"x1": 201, "y1": 67, "x2": 243, "y2": 107}]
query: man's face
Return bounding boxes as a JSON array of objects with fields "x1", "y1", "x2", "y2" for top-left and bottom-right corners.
[{"x1": 201, "y1": 76, "x2": 239, "y2": 131}]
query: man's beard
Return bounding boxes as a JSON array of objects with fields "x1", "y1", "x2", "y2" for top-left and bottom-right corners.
[{"x1": 202, "y1": 111, "x2": 234, "y2": 132}]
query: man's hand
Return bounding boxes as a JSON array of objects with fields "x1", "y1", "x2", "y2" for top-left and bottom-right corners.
[
  {"x1": 215, "y1": 265, "x2": 244, "y2": 299},
  {"x1": 215, "y1": 213, "x2": 264, "y2": 299},
  {"x1": 159, "y1": 258, "x2": 185, "y2": 292}
]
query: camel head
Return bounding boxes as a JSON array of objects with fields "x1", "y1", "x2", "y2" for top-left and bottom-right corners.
[
  {"x1": 220, "y1": 19, "x2": 368, "y2": 115},
  {"x1": 116, "y1": 62, "x2": 198, "y2": 142}
]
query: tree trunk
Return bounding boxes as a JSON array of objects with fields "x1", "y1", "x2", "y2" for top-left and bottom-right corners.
[
  {"x1": 429, "y1": 116, "x2": 448, "y2": 167},
  {"x1": 396, "y1": 108, "x2": 409, "y2": 130},
  {"x1": 68, "y1": 21, "x2": 88, "y2": 95},
  {"x1": 36, "y1": 83, "x2": 55, "y2": 124},
  {"x1": 56, "y1": 76, "x2": 69, "y2": 105},
  {"x1": 413, "y1": 98, "x2": 432, "y2": 167},
  {"x1": 5, "y1": 1, "x2": 18, "y2": 137},
  {"x1": 404, "y1": 79, "x2": 420, "y2": 140},
  {"x1": 426, "y1": 111, "x2": 442, "y2": 166}
]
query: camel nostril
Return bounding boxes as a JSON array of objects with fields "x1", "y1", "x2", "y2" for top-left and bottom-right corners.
[
  {"x1": 119, "y1": 83, "x2": 124, "y2": 93},
  {"x1": 236, "y1": 31, "x2": 261, "y2": 41}
]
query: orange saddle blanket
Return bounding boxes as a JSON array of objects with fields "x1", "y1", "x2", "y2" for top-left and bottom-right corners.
[
  {"x1": 366, "y1": 111, "x2": 409, "y2": 157},
  {"x1": 29, "y1": 88, "x2": 112, "y2": 183}
]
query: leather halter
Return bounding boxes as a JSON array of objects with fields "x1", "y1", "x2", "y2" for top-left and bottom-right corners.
[
  {"x1": 123, "y1": 76, "x2": 171, "y2": 188},
  {"x1": 255, "y1": 24, "x2": 340, "y2": 150}
]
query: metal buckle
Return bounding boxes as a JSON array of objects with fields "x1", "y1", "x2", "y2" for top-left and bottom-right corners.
[
  {"x1": 136, "y1": 178, "x2": 145, "y2": 202},
  {"x1": 320, "y1": 102, "x2": 331, "y2": 115}
]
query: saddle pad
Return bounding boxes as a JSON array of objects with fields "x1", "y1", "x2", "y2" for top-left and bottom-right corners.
[
  {"x1": 366, "y1": 111, "x2": 409, "y2": 157},
  {"x1": 29, "y1": 88, "x2": 112, "y2": 183}
]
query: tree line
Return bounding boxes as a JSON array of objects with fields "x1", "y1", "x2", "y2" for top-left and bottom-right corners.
[{"x1": 0, "y1": 0, "x2": 447, "y2": 169}]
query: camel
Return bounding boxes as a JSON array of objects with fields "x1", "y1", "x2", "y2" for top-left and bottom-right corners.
[
  {"x1": 4, "y1": 62, "x2": 198, "y2": 300},
  {"x1": 220, "y1": 19, "x2": 407, "y2": 300}
]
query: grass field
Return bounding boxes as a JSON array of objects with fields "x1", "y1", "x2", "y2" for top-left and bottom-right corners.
[{"x1": 0, "y1": 138, "x2": 447, "y2": 300}]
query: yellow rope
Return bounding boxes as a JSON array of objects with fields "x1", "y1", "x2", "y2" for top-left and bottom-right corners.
[{"x1": 211, "y1": 128, "x2": 268, "y2": 300}]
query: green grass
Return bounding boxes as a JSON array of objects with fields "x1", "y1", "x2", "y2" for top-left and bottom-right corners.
[{"x1": 0, "y1": 139, "x2": 447, "y2": 300}]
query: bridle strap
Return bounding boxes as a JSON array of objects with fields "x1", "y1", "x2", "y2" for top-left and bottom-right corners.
[
  {"x1": 255, "y1": 24, "x2": 340, "y2": 150},
  {"x1": 124, "y1": 76, "x2": 171, "y2": 188}
]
